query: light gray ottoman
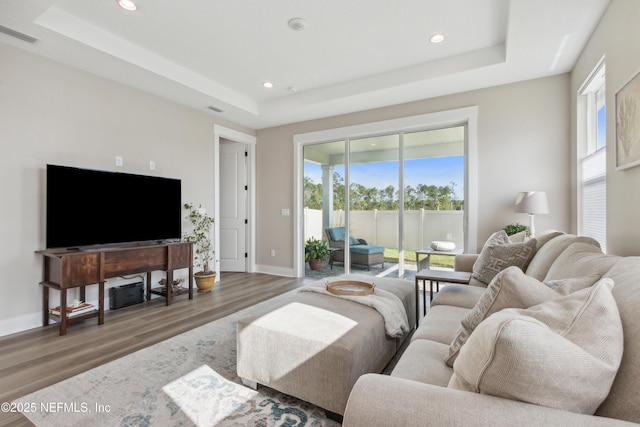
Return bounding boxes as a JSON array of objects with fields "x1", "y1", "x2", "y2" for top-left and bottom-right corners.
[{"x1": 237, "y1": 274, "x2": 415, "y2": 416}]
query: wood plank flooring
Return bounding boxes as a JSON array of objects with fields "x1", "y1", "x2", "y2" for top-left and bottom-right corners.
[{"x1": 0, "y1": 272, "x2": 312, "y2": 427}]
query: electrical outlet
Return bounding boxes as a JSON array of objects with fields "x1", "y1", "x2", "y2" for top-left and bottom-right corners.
[
  {"x1": 115, "y1": 156, "x2": 123, "y2": 167},
  {"x1": 149, "y1": 160, "x2": 156, "y2": 170},
  {"x1": 271, "y1": 249, "x2": 276, "y2": 257}
]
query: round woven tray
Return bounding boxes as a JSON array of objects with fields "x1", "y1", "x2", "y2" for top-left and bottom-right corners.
[{"x1": 326, "y1": 280, "x2": 374, "y2": 296}]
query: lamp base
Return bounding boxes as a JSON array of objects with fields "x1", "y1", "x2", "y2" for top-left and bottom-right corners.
[{"x1": 528, "y1": 213, "x2": 536, "y2": 238}]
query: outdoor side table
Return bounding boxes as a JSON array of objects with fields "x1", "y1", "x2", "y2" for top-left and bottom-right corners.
[{"x1": 415, "y1": 247, "x2": 463, "y2": 271}]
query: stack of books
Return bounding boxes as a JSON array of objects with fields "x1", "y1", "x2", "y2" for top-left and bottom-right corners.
[{"x1": 49, "y1": 302, "x2": 97, "y2": 318}]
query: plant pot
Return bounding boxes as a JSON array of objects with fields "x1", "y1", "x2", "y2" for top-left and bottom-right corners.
[
  {"x1": 194, "y1": 271, "x2": 216, "y2": 293},
  {"x1": 308, "y1": 258, "x2": 323, "y2": 270}
]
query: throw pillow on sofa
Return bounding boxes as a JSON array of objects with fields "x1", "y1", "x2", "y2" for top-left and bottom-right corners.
[
  {"x1": 448, "y1": 278, "x2": 623, "y2": 415},
  {"x1": 471, "y1": 230, "x2": 537, "y2": 285},
  {"x1": 444, "y1": 266, "x2": 598, "y2": 367}
]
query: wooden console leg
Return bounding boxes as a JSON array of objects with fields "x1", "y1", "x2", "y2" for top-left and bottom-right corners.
[
  {"x1": 42, "y1": 285, "x2": 49, "y2": 327},
  {"x1": 166, "y1": 270, "x2": 173, "y2": 306},
  {"x1": 59, "y1": 289, "x2": 67, "y2": 336},
  {"x1": 146, "y1": 272, "x2": 152, "y2": 301},
  {"x1": 98, "y1": 282, "x2": 105, "y2": 325}
]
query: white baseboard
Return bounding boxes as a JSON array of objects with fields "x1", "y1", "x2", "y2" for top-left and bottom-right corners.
[
  {"x1": 0, "y1": 294, "x2": 169, "y2": 338},
  {"x1": 0, "y1": 296, "x2": 107, "y2": 337},
  {"x1": 254, "y1": 264, "x2": 296, "y2": 278},
  {"x1": 0, "y1": 312, "x2": 42, "y2": 337}
]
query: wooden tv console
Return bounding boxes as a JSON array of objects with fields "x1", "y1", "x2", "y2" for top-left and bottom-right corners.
[{"x1": 37, "y1": 241, "x2": 193, "y2": 335}]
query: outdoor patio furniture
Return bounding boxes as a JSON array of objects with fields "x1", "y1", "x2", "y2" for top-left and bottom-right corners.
[{"x1": 325, "y1": 227, "x2": 385, "y2": 270}]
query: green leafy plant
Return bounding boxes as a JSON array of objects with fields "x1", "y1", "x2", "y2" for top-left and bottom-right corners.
[
  {"x1": 183, "y1": 203, "x2": 215, "y2": 274},
  {"x1": 304, "y1": 237, "x2": 330, "y2": 261},
  {"x1": 503, "y1": 223, "x2": 529, "y2": 236}
]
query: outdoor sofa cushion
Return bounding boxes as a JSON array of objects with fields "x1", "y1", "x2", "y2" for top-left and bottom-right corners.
[{"x1": 350, "y1": 245, "x2": 384, "y2": 255}]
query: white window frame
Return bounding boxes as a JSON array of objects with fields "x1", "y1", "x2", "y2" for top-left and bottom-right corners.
[{"x1": 577, "y1": 58, "x2": 606, "y2": 252}]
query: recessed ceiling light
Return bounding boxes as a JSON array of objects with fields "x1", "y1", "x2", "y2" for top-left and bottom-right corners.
[
  {"x1": 117, "y1": 0, "x2": 137, "y2": 11},
  {"x1": 263, "y1": 81, "x2": 274, "y2": 89},
  {"x1": 288, "y1": 18, "x2": 306, "y2": 31},
  {"x1": 430, "y1": 33, "x2": 445, "y2": 44}
]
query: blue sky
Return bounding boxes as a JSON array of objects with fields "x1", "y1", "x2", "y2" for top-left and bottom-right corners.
[{"x1": 305, "y1": 155, "x2": 464, "y2": 197}]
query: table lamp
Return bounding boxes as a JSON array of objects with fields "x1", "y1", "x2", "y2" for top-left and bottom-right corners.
[{"x1": 514, "y1": 191, "x2": 549, "y2": 237}]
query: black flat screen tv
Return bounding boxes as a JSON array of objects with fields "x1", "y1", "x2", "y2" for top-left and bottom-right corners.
[{"x1": 46, "y1": 164, "x2": 182, "y2": 249}]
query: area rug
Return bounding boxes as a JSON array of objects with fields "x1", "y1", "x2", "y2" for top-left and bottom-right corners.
[{"x1": 14, "y1": 291, "x2": 342, "y2": 427}]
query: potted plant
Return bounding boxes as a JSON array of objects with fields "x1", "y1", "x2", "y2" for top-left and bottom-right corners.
[
  {"x1": 183, "y1": 203, "x2": 216, "y2": 292},
  {"x1": 305, "y1": 237, "x2": 330, "y2": 270},
  {"x1": 503, "y1": 223, "x2": 530, "y2": 237}
]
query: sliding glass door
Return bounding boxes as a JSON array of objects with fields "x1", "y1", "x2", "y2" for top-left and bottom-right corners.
[
  {"x1": 301, "y1": 125, "x2": 465, "y2": 280},
  {"x1": 303, "y1": 140, "x2": 345, "y2": 278},
  {"x1": 349, "y1": 134, "x2": 400, "y2": 276},
  {"x1": 403, "y1": 126, "x2": 465, "y2": 276}
]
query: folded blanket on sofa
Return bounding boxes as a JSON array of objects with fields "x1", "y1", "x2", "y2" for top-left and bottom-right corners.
[{"x1": 299, "y1": 282, "x2": 410, "y2": 338}]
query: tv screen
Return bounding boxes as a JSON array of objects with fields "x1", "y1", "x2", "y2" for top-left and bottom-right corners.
[{"x1": 46, "y1": 164, "x2": 182, "y2": 249}]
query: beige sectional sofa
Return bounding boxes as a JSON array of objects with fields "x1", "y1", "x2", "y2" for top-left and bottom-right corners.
[{"x1": 343, "y1": 232, "x2": 640, "y2": 426}]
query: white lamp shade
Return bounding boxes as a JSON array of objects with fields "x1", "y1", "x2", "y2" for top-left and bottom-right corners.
[{"x1": 514, "y1": 191, "x2": 549, "y2": 214}]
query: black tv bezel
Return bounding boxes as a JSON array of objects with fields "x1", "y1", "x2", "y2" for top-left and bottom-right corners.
[{"x1": 45, "y1": 164, "x2": 182, "y2": 250}]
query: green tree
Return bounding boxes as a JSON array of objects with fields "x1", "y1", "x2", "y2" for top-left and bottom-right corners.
[
  {"x1": 333, "y1": 172, "x2": 345, "y2": 210},
  {"x1": 303, "y1": 176, "x2": 323, "y2": 209},
  {"x1": 304, "y1": 173, "x2": 463, "y2": 211}
]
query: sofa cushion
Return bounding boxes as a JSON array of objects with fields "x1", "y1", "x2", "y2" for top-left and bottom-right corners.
[
  {"x1": 444, "y1": 267, "x2": 595, "y2": 367},
  {"x1": 596, "y1": 257, "x2": 640, "y2": 423},
  {"x1": 506, "y1": 230, "x2": 528, "y2": 242},
  {"x1": 390, "y1": 339, "x2": 453, "y2": 387},
  {"x1": 431, "y1": 284, "x2": 486, "y2": 309},
  {"x1": 350, "y1": 244, "x2": 385, "y2": 255},
  {"x1": 472, "y1": 230, "x2": 537, "y2": 285},
  {"x1": 448, "y1": 279, "x2": 623, "y2": 415},
  {"x1": 328, "y1": 227, "x2": 345, "y2": 241},
  {"x1": 412, "y1": 305, "x2": 469, "y2": 345},
  {"x1": 544, "y1": 242, "x2": 619, "y2": 282},
  {"x1": 525, "y1": 234, "x2": 599, "y2": 280}
]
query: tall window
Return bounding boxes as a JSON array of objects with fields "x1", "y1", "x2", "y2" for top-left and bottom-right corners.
[{"x1": 579, "y1": 61, "x2": 606, "y2": 251}]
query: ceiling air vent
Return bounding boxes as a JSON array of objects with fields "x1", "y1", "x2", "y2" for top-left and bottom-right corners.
[
  {"x1": 0, "y1": 25, "x2": 38, "y2": 44},
  {"x1": 206, "y1": 106, "x2": 224, "y2": 113}
]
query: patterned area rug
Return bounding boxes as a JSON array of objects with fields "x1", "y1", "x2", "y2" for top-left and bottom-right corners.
[{"x1": 14, "y1": 291, "x2": 342, "y2": 427}]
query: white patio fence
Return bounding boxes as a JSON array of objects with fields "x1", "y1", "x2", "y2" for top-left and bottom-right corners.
[{"x1": 304, "y1": 208, "x2": 464, "y2": 252}]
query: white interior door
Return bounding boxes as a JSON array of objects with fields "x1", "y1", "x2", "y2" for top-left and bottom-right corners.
[{"x1": 220, "y1": 142, "x2": 247, "y2": 272}]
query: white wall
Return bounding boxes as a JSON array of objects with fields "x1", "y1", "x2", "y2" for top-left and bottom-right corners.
[
  {"x1": 0, "y1": 43, "x2": 254, "y2": 336},
  {"x1": 571, "y1": 0, "x2": 640, "y2": 256},
  {"x1": 256, "y1": 74, "x2": 572, "y2": 273}
]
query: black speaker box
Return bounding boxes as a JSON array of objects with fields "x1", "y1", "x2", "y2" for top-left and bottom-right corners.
[{"x1": 109, "y1": 282, "x2": 144, "y2": 310}]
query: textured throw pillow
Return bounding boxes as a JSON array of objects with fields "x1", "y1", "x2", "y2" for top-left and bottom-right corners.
[
  {"x1": 444, "y1": 267, "x2": 597, "y2": 367},
  {"x1": 472, "y1": 230, "x2": 537, "y2": 285},
  {"x1": 507, "y1": 230, "x2": 528, "y2": 243},
  {"x1": 448, "y1": 278, "x2": 623, "y2": 415}
]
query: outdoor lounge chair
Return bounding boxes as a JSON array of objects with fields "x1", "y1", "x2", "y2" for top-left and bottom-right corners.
[{"x1": 325, "y1": 227, "x2": 385, "y2": 270}]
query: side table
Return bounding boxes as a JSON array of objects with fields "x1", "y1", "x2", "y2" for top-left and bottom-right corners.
[{"x1": 415, "y1": 269, "x2": 471, "y2": 321}]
